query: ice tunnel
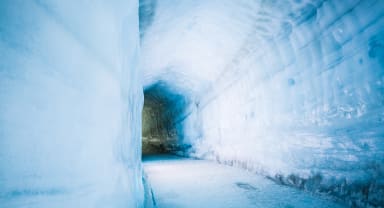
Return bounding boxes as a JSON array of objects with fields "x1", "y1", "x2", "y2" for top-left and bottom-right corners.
[
  {"x1": 0, "y1": 0, "x2": 384, "y2": 207},
  {"x1": 142, "y1": 82, "x2": 190, "y2": 155}
]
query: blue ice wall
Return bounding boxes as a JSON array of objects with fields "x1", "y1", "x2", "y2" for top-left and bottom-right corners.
[
  {"x1": 140, "y1": 0, "x2": 384, "y2": 206},
  {"x1": 0, "y1": 0, "x2": 143, "y2": 207}
]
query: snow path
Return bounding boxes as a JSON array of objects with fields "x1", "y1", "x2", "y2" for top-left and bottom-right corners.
[{"x1": 143, "y1": 155, "x2": 345, "y2": 208}]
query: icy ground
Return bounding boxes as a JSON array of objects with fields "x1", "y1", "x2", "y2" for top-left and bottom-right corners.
[{"x1": 143, "y1": 155, "x2": 345, "y2": 208}]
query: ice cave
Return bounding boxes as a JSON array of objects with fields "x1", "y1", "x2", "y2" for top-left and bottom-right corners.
[{"x1": 0, "y1": 0, "x2": 383, "y2": 207}]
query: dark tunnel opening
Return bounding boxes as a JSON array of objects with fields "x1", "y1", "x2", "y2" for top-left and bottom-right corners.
[{"x1": 142, "y1": 82, "x2": 189, "y2": 155}]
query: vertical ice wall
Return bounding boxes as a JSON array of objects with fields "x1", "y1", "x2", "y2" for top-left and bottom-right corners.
[
  {"x1": 0, "y1": 0, "x2": 143, "y2": 207},
  {"x1": 140, "y1": 0, "x2": 384, "y2": 206}
]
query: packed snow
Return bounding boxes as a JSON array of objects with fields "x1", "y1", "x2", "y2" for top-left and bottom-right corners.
[{"x1": 143, "y1": 155, "x2": 345, "y2": 208}]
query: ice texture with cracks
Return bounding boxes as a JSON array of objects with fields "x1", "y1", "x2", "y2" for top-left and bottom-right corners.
[
  {"x1": 0, "y1": 0, "x2": 143, "y2": 207},
  {"x1": 140, "y1": 0, "x2": 384, "y2": 206}
]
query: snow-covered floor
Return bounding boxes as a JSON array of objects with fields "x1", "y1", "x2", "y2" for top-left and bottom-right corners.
[{"x1": 143, "y1": 155, "x2": 346, "y2": 208}]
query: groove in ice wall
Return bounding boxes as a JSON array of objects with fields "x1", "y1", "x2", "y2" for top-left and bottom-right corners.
[{"x1": 0, "y1": 0, "x2": 143, "y2": 207}]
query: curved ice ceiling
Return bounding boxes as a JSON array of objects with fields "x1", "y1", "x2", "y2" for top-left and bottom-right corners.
[
  {"x1": 140, "y1": 0, "x2": 381, "y2": 93},
  {"x1": 140, "y1": 0, "x2": 260, "y2": 93}
]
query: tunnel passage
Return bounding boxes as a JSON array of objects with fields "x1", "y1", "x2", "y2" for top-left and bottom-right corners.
[{"x1": 142, "y1": 82, "x2": 189, "y2": 155}]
